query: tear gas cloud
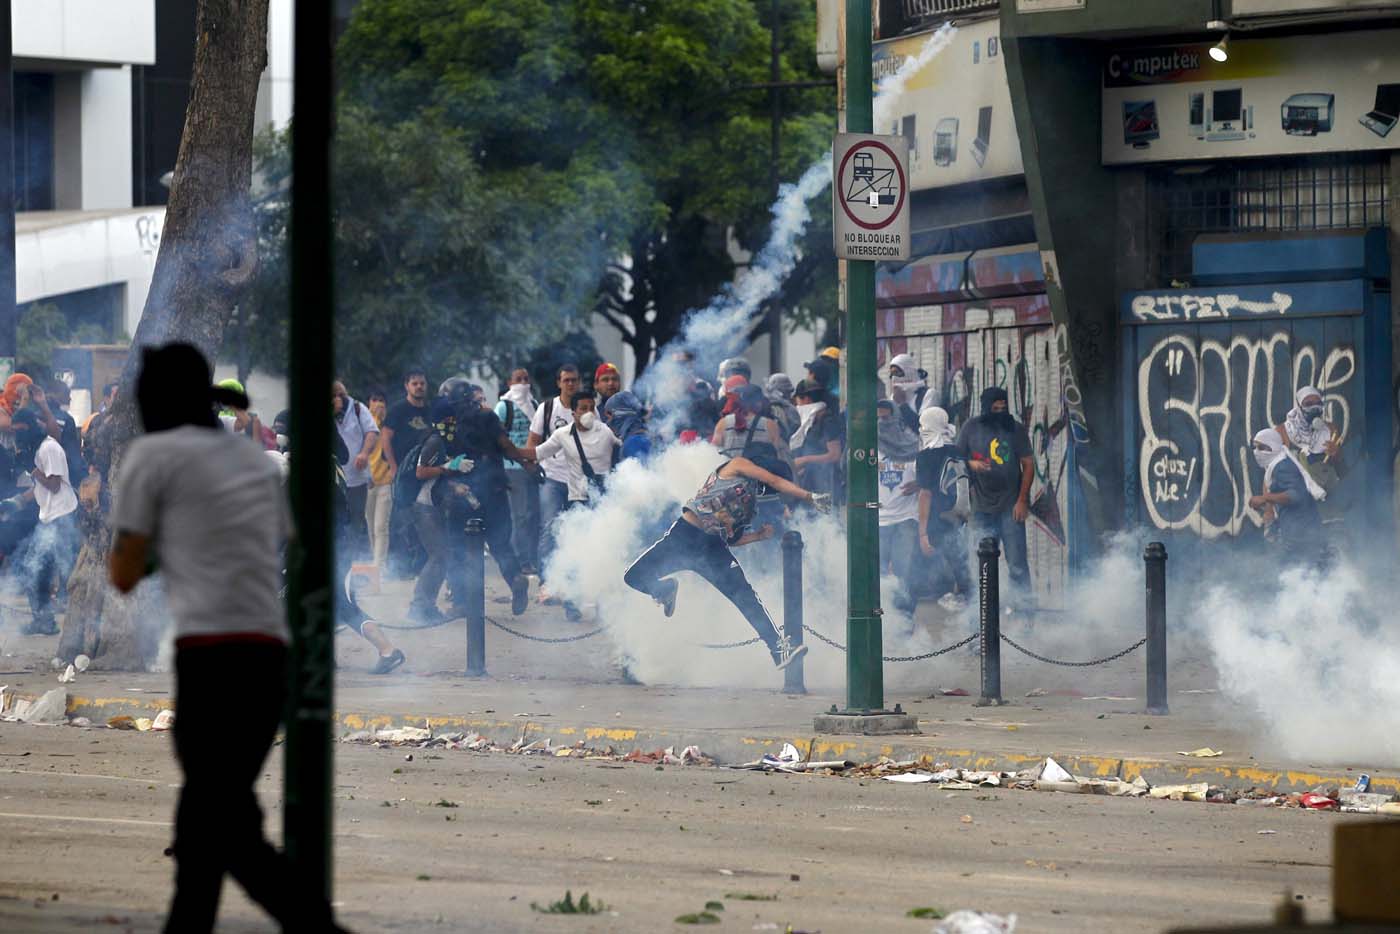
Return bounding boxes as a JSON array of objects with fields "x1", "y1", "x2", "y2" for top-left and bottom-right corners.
[{"x1": 544, "y1": 26, "x2": 963, "y2": 687}]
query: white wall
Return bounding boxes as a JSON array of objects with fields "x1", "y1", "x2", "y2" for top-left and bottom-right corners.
[{"x1": 13, "y1": 0, "x2": 155, "y2": 66}]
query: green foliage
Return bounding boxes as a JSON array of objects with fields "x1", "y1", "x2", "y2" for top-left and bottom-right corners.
[
  {"x1": 241, "y1": 0, "x2": 837, "y2": 389},
  {"x1": 725, "y1": 892, "x2": 777, "y2": 901},
  {"x1": 675, "y1": 912, "x2": 722, "y2": 924},
  {"x1": 907, "y1": 907, "x2": 945, "y2": 919},
  {"x1": 17, "y1": 301, "x2": 114, "y2": 377},
  {"x1": 531, "y1": 891, "x2": 608, "y2": 915}
]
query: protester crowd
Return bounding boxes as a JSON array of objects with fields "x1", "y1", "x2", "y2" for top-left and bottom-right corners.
[{"x1": 1, "y1": 343, "x2": 1344, "y2": 674}]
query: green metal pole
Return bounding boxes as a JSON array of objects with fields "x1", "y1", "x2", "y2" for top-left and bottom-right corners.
[
  {"x1": 284, "y1": 0, "x2": 335, "y2": 914},
  {"x1": 844, "y1": 0, "x2": 883, "y2": 712}
]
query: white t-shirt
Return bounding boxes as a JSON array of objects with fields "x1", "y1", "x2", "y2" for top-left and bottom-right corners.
[
  {"x1": 534, "y1": 422, "x2": 620, "y2": 502},
  {"x1": 34, "y1": 436, "x2": 78, "y2": 524},
  {"x1": 528, "y1": 397, "x2": 575, "y2": 484},
  {"x1": 113, "y1": 425, "x2": 291, "y2": 643},
  {"x1": 334, "y1": 397, "x2": 379, "y2": 488},
  {"x1": 877, "y1": 453, "x2": 919, "y2": 527}
]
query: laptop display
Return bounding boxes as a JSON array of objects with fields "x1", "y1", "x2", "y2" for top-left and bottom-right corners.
[{"x1": 1371, "y1": 83, "x2": 1400, "y2": 120}]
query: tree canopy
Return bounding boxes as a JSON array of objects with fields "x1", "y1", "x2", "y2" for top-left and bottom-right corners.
[{"x1": 239, "y1": 0, "x2": 837, "y2": 390}]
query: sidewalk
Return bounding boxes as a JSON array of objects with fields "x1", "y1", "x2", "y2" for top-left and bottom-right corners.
[{"x1": 2, "y1": 579, "x2": 1396, "y2": 796}]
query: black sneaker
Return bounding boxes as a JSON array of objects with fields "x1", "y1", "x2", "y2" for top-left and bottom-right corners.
[
  {"x1": 510, "y1": 575, "x2": 530, "y2": 616},
  {"x1": 370, "y1": 649, "x2": 405, "y2": 675},
  {"x1": 564, "y1": 603, "x2": 582, "y2": 622},
  {"x1": 656, "y1": 579, "x2": 678, "y2": 618},
  {"x1": 405, "y1": 604, "x2": 446, "y2": 625}
]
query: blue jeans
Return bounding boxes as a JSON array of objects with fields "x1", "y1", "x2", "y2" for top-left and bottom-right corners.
[
  {"x1": 970, "y1": 510, "x2": 1030, "y2": 607},
  {"x1": 538, "y1": 478, "x2": 570, "y2": 583},
  {"x1": 24, "y1": 512, "x2": 78, "y2": 630},
  {"x1": 505, "y1": 469, "x2": 540, "y2": 569},
  {"x1": 878, "y1": 519, "x2": 920, "y2": 615}
]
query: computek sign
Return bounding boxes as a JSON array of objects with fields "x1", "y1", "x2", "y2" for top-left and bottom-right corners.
[{"x1": 1104, "y1": 46, "x2": 1204, "y2": 87}]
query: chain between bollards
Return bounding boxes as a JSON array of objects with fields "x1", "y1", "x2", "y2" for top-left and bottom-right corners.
[
  {"x1": 976, "y1": 536, "x2": 1004, "y2": 706},
  {"x1": 1144, "y1": 541, "x2": 1169, "y2": 715},
  {"x1": 464, "y1": 518, "x2": 487, "y2": 677},
  {"x1": 782, "y1": 530, "x2": 806, "y2": 695}
]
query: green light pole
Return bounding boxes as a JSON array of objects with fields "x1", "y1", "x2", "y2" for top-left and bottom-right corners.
[{"x1": 843, "y1": 0, "x2": 883, "y2": 713}]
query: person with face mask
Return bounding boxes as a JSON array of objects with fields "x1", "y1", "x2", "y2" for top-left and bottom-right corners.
[
  {"x1": 876, "y1": 400, "x2": 924, "y2": 617},
  {"x1": 624, "y1": 454, "x2": 830, "y2": 671},
  {"x1": 955, "y1": 387, "x2": 1034, "y2": 605},
  {"x1": 712, "y1": 383, "x2": 794, "y2": 477},
  {"x1": 495, "y1": 368, "x2": 541, "y2": 574},
  {"x1": 106, "y1": 343, "x2": 345, "y2": 933},
  {"x1": 916, "y1": 406, "x2": 971, "y2": 610},
  {"x1": 529, "y1": 390, "x2": 619, "y2": 621},
  {"x1": 790, "y1": 380, "x2": 843, "y2": 500},
  {"x1": 1249, "y1": 427, "x2": 1327, "y2": 560},
  {"x1": 3, "y1": 405, "x2": 78, "y2": 635},
  {"x1": 603, "y1": 390, "x2": 652, "y2": 462},
  {"x1": 886, "y1": 353, "x2": 927, "y2": 432},
  {"x1": 1276, "y1": 386, "x2": 1346, "y2": 523},
  {"x1": 763, "y1": 373, "x2": 801, "y2": 442}
]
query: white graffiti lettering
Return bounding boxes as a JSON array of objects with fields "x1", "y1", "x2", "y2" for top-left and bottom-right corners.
[
  {"x1": 1131, "y1": 292, "x2": 1293, "y2": 322},
  {"x1": 1137, "y1": 331, "x2": 1354, "y2": 538}
]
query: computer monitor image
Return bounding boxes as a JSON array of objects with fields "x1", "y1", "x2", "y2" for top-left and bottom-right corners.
[
  {"x1": 1214, "y1": 89, "x2": 1242, "y2": 124},
  {"x1": 1123, "y1": 100, "x2": 1160, "y2": 147},
  {"x1": 971, "y1": 106, "x2": 992, "y2": 167},
  {"x1": 934, "y1": 117, "x2": 958, "y2": 167},
  {"x1": 1205, "y1": 88, "x2": 1250, "y2": 141}
]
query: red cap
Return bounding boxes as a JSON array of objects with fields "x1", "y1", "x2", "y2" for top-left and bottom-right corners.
[{"x1": 595, "y1": 362, "x2": 620, "y2": 382}]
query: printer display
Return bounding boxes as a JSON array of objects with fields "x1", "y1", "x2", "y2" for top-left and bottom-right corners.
[{"x1": 1281, "y1": 93, "x2": 1334, "y2": 136}]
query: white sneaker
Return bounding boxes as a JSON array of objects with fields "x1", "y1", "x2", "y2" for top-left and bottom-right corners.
[
  {"x1": 938, "y1": 593, "x2": 968, "y2": 612},
  {"x1": 772, "y1": 636, "x2": 809, "y2": 670}
]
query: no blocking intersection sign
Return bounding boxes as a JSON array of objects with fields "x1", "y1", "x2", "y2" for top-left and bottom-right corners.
[{"x1": 832, "y1": 132, "x2": 910, "y2": 262}]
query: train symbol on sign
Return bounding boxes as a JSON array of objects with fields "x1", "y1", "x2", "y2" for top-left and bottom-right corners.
[{"x1": 847, "y1": 152, "x2": 897, "y2": 207}]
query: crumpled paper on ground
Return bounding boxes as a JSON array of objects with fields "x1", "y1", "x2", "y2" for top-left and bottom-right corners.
[
  {"x1": 4, "y1": 688, "x2": 67, "y2": 724},
  {"x1": 1177, "y1": 747, "x2": 1223, "y2": 758},
  {"x1": 933, "y1": 909, "x2": 1017, "y2": 933}
]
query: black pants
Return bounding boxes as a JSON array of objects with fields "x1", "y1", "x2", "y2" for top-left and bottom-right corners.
[
  {"x1": 623, "y1": 518, "x2": 780, "y2": 650},
  {"x1": 166, "y1": 642, "x2": 333, "y2": 932},
  {"x1": 413, "y1": 493, "x2": 521, "y2": 613},
  {"x1": 343, "y1": 483, "x2": 369, "y2": 561}
]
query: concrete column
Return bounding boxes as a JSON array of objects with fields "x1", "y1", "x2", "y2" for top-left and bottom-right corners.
[{"x1": 52, "y1": 66, "x2": 134, "y2": 211}]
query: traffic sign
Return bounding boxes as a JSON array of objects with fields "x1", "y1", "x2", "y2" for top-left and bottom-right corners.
[{"x1": 832, "y1": 132, "x2": 910, "y2": 262}]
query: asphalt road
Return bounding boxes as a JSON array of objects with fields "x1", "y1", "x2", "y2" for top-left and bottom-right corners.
[{"x1": 0, "y1": 722, "x2": 1348, "y2": 933}]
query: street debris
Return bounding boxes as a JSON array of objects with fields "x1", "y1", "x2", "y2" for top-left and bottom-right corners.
[
  {"x1": 1176, "y1": 748, "x2": 1223, "y2": 758},
  {"x1": 150, "y1": 709, "x2": 175, "y2": 731},
  {"x1": 1149, "y1": 783, "x2": 1209, "y2": 801},
  {"x1": 3, "y1": 688, "x2": 67, "y2": 724},
  {"x1": 73, "y1": 654, "x2": 90, "y2": 673},
  {"x1": 57, "y1": 664, "x2": 77, "y2": 684},
  {"x1": 341, "y1": 725, "x2": 716, "y2": 767},
  {"x1": 933, "y1": 909, "x2": 1017, "y2": 933}
]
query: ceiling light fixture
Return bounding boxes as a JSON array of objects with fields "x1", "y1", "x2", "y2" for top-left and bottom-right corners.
[{"x1": 1207, "y1": 19, "x2": 1230, "y2": 63}]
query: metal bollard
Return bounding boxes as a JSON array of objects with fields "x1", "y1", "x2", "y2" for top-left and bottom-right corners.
[
  {"x1": 781, "y1": 530, "x2": 806, "y2": 695},
  {"x1": 1144, "y1": 541, "x2": 1169, "y2": 715},
  {"x1": 975, "y1": 536, "x2": 1004, "y2": 706},
  {"x1": 464, "y1": 518, "x2": 487, "y2": 677}
]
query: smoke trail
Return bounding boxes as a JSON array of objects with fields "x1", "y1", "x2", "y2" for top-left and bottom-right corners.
[{"x1": 638, "y1": 22, "x2": 958, "y2": 416}]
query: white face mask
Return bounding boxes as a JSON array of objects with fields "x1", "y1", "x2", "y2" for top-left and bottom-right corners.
[
  {"x1": 578, "y1": 411, "x2": 597, "y2": 431},
  {"x1": 1253, "y1": 445, "x2": 1277, "y2": 470}
]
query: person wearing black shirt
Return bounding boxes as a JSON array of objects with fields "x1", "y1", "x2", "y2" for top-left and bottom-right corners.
[
  {"x1": 954, "y1": 387, "x2": 1034, "y2": 605},
  {"x1": 790, "y1": 380, "x2": 844, "y2": 499}
]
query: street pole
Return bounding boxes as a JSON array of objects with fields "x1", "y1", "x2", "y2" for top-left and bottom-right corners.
[
  {"x1": 0, "y1": 0, "x2": 15, "y2": 381},
  {"x1": 843, "y1": 0, "x2": 882, "y2": 713},
  {"x1": 766, "y1": 0, "x2": 782, "y2": 375},
  {"x1": 284, "y1": 0, "x2": 335, "y2": 916}
]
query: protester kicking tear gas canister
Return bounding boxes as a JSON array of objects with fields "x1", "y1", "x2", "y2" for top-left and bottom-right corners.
[{"x1": 623, "y1": 454, "x2": 831, "y2": 670}]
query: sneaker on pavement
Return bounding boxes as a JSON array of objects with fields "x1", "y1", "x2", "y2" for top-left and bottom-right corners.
[
  {"x1": 564, "y1": 603, "x2": 583, "y2": 622},
  {"x1": 510, "y1": 575, "x2": 530, "y2": 616},
  {"x1": 369, "y1": 649, "x2": 405, "y2": 675},
  {"x1": 22, "y1": 618, "x2": 59, "y2": 636},
  {"x1": 770, "y1": 636, "x2": 809, "y2": 670},
  {"x1": 656, "y1": 579, "x2": 678, "y2": 618}
]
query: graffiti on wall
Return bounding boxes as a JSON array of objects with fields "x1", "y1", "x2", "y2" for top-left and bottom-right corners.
[
  {"x1": 1135, "y1": 327, "x2": 1356, "y2": 538},
  {"x1": 880, "y1": 299, "x2": 1071, "y2": 606}
]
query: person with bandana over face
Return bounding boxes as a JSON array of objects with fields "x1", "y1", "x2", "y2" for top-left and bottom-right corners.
[
  {"x1": 1249, "y1": 427, "x2": 1328, "y2": 563},
  {"x1": 917, "y1": 406, "x2": 972, "y2": 609},
  {"x1": 955, "y1": 387, "x2": 1034, "y2": 605},
  {"x1": 495, "y1": 367, "x2": 541, "y2": 574},
  {"x1": 1275, "y1": 386, "x2": 1346, "y2": 524},
  {"x1": 876, "y1": 399, "x2": 923, "y2": 618},
  {"x1": 886, "y1": 352, "x2": 928, "y2": 432},
  {"x1": 106, "y1": 343, "x2": 345, "y2": 933}
]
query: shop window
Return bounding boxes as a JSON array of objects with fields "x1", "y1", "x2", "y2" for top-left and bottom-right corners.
[
  {"x1": 14, "y1": 73, "x2": 55, "y2": 212},
  {"x1": 1148, "y1": 153, "x2": 1388, "y2": 286}
]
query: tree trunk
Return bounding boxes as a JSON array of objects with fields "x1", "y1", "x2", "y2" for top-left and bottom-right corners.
[{"x1": 58, "y1": 0, "x2": 271, "y2": 669}]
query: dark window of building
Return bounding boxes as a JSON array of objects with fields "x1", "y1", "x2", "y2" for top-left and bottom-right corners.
[
  {"x1": 885, "y1": 0, "x2": 999, "y2": 38},
  {"x1": 14, "y1": 73, "x2": 55, "y2": 212},
  {"x1": 1147, "y1": 153, "x2": 1389, "y2": 285}
]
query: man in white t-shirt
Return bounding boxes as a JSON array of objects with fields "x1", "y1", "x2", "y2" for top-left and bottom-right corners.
[
  {"x1": 533, "y1": 390, "x2": 620, "y2": 504},
  {"x1": 526, "y1": 363, "x2": 579, "y2": 589},
  {"x1": 332, "y1": 380, "x2": 379, "y2": 560},
  {"x1": 876, "y1": 399, "x2": 922, "y2": 618},
  {"x1": 107, "y1": 343, "x2": 342, "y2": 933},
  {"x1": 8, "y1": 407, "x2": 78, "y2": 635}
]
